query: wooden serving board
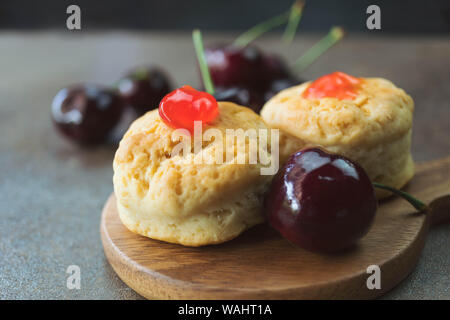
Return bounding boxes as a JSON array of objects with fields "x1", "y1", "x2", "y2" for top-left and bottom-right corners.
[{"x1": 101, "y1": 157, "x2": 450, "y2": 299}]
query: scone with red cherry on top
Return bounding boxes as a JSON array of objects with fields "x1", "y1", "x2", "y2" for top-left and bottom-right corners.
[
  {"x1": 113, "y1": 86, "x2": 276, "y2": 246},
  {"x1": 261, "y1": 72, "x2": 414, "y2": 199}
]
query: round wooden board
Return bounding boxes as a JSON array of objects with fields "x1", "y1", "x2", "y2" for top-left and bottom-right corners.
[{"x1": 101, "y1": 157, "x2": 450, "y2": 299}]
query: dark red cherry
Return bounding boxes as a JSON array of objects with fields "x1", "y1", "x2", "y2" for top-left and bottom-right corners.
[
  {"x1": 261, "y1": 54, "x2": 292, "y2": 84},
  {"x1": 214, "y1": 87, "x2": 249, "y2": 106},
  {"x1": 263, "y1": 77, "x2": 301, "y2": 102},
  {"x1": 117, "y1": 66, "x2": 172, "y2": 115},
  {"x1": 213, "y1": 86, "x2": 264, "y2": 113},
  {"x1": 51, "y1": 84, "x2": 123, "y2": 145},
  {"x1": 265, "y1": 148, "x2": 377, "y2": 253},
  {"x1": 205, "y1": 45, "x2": 264, "y2": 91}
]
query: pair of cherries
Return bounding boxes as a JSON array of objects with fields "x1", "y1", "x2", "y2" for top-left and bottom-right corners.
[{"x1": 52, "y1": 66, "x2": 172, "y2": 145}]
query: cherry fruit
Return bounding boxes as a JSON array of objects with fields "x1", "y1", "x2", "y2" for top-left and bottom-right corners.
[
  {"x1": 205, "y1": 45, "x2": 265, "y2": 91},
  {"x1": 265, "y1": 148, "x2": 377, "y2": 253},
  {"x1": 263, "y1": 76, "x2": 301, "y2": 102},
  {"x1": 51, "y1": 84, "x2": 123, "y2": 145},
  {"x1": 159, "y1": 85, "x2": 218, "y2": 132},
  {"x1": 117, "y1": 66, "x2": 172, "y2": 115},
  {"x1": 204, "y1": 45, "x2": 300, "y2": 110},
  {"x1": 213, "y1": 86, "x2": 264, "y2": 113},
  {"x1": 262, "y1": 54, "x2": 292, "y2": 84}
]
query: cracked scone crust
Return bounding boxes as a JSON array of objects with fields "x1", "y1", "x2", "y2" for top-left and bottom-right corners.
[
  {"x1": 113, "y1": 102, "x2": 273, "y2": 246},
  {"x1": 261, "y1": 78, "x2": 415, "y2": 198}
]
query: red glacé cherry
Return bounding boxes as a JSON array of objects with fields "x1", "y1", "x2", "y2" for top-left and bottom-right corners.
[
  {"x1": 303, "y1": 71, "x2": 361, "y2": 100},
  {"x1": 159, "y1": 86, "x2": 218, "y2": 132},
  {"x1": 265, "y1": 148, "x2": 377, "y2": 253}
]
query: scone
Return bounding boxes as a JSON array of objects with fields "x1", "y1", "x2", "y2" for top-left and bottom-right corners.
[
  {"x1": 261, "y1": 72, "x2": 414, "y2": 199},
  {"x1": 113, "y1": 102, "x2": 273, "y2": 246}
]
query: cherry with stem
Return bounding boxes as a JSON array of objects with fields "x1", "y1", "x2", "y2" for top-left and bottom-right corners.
[
  {"x1": 294, "y1": 26, "x2": 345, "y2": 73},
  {"x1": 265, "y1": 148, "x2": 428, "y2": 253}
]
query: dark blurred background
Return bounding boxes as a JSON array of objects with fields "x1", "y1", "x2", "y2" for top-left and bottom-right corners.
[{"x1": 1, "y1": 0, "x2": 449, "y2": 33}]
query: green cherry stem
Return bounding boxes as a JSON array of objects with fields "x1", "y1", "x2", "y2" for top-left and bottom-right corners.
[
  {"x1": 192, "y1": 29, "x2": 215, "y2": 95},
  {"x1": 372, "y1": 182, "x2": 429, "y2": 212},
  {"x1": 294, "y1": 26, "x2": 345, "y2": 73},
  {"x1": 282, "y1": 0, "x2": 305, "y2": 44},
  {"x1": 234, "y1": 12, "x2": 291, "y2": 48},
  {"x1": 234, "y1": 0, "x2": 304, "y2": 48}
]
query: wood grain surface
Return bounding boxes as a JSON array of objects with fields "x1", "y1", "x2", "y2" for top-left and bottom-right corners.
[{"x1": 100, "y1": 157, "x2": 450, "y2": 299}]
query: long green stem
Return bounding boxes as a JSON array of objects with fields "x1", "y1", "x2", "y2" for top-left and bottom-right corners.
[
  {"x1": 192, "y1": 29, "x2": 215, "y2": 95},
  {"x1": 282, "y1": 0, "x2": 305, "y2": 44},
  {"x1": 373, "y1": 182, "x2": 428, "y2": 212},
  {"x1": 294, "y1": 26, "x2": 345, "y2": 73},
  {"x1": 234, "y1": 12, "x2": 290, "y2": 47}
]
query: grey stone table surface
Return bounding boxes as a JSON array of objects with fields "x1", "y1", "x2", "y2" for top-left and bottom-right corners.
[{"x1": 0, "y1": 31, "x2": 449, "y2": 300}]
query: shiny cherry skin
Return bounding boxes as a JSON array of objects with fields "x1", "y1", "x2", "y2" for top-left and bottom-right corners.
[
  {"x1": 205, "y1": 45, "x2": 265, "y2": 91},
  {"x1": 265, "y1": 148, "x2": 377, "y2": 253},
  {"x1": 159, "y1": 85, "x2": 218, "y2": 132},
  {"x1": 214, "y1": 86, "x2": 264, "y2": 113},
  {"x1": 263, "y1": 76, "x2": 301, "y2": 102},
  {"x1": 117, "y1": 66, "x2": 172, "y2": 115},
  {"x1": 261, "y1": 54, "x2": 292, "y2": 84},
  {"x1": 51, "y1": 84, "x2": 123, "y2": 145}
]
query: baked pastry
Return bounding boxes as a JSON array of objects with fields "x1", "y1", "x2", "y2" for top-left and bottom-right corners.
[
  {"x1": 261, "y1": 72, "x2": 414, "y2": 198},
  {"x1": 113, "y1": 102, "x2": 274, "y2": 246}
]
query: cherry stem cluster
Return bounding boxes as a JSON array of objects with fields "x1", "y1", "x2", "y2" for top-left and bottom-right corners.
[{"x1": 234, "y1": 0, "x2": 304, "y2": 48}]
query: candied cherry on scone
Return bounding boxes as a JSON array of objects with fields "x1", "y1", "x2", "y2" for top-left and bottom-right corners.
[
  {"x1": 303, "y1": 71, "x2": 361, "y2": 100},
  {"x1": 265, "y1": 147, "x2": 378, "y2": 253},
  {"x1": 117, "y1": 66, "x2": 172, "y2": 115},
  {"x1": 159, "y1": 85, "x2": 219, "y2": 133},
  {"x1": 51, "y1": 84, "x2": 123, "y2": 145}
]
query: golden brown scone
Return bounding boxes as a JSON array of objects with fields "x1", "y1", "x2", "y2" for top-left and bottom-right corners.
[
  {"x1": 113, "y1": 102, "x2": 274, "y2": 246},
  {"x1": 261, "y1": 77, "x2": 415, "y2": 199},
  {"x1": 277, "y1": 129, "x2": 308, "y2": 165}
]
